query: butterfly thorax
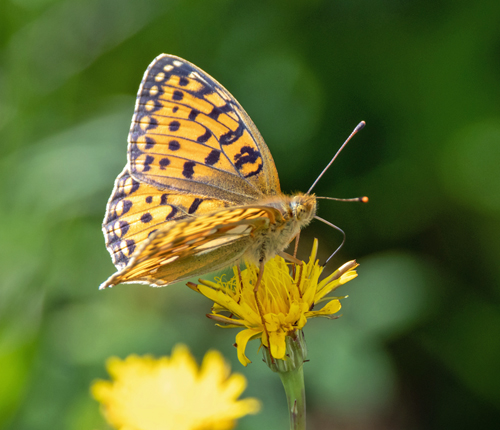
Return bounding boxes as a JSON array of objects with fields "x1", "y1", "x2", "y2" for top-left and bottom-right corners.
[{"x1": 243, "y1": 193, "x2": 317, "y2": 264}]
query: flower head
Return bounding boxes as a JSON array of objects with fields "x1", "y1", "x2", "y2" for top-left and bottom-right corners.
[
  {"x1": 91, "y1": 344, "x2": 260, "y2": 430},
  {"x1": 188, "y1": 239, "x2": 358, "y2": 366}
]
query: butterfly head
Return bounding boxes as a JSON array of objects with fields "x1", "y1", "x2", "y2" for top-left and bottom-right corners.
[{"x1": 290, "y1": 193, "x2": 317, "y2": 224}]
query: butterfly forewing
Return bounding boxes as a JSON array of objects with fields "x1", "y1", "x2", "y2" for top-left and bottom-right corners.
[{"x1": 128, "y1": 54, "x2": 281, "y2": 202}]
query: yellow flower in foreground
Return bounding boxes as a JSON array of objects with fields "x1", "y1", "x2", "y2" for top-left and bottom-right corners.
[
  {"x1": 91, "y1": 344, "x2": 260, "y2": 430},
  {"x1": 188, "y1": 239, "x2": 358, "y2": 366}
]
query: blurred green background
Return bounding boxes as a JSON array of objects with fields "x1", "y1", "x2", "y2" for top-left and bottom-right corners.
[{"x1": 1, "y1": 0, "x2": 500, "y2": 429}]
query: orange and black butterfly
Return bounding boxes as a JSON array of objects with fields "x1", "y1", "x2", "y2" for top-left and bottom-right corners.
[{"x1": 100, "y1": 54, "x2": 363, "y2": 289}]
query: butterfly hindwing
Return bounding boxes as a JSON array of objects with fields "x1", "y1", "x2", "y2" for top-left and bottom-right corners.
[
  {"x1": 102, "y1": 167, "x2": 228, "y2": 269},
  {"x1": 127, "y1": 54, "x2": 281, "y2": 204},
  {"x1": 100, "y1": 206, "x2": 282, "y2": 288}
]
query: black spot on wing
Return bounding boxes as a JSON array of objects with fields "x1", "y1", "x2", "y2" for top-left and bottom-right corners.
[
  {"x1": 204, "y1": 149, "x2": 220, "y2": 166},
  {"x1": 166, "y1": 206, "x2": 178, "y2": 220},
  {"x1": 125, "y1": 239, "x2": 136, "y2": 255},
  {"x1": 220, "y1": 123, "x2": 244, "y2": 146},
  {"x1": 122, "y1": 200, "x2": 133, "y2": 214},
  {"x1": 169, "y1": 120, "x2": 180, "y2": 132},
  {"x1": 118, "y1": 220, "x2": 129, "y2": 236},
  {"x1": 141, "y1": 213, "x2": 153, "y2": 223},
  {"x1": 159, "y1": 158, "x2": 170, "y2": 170},
  {"x1": 142, "y1": 117, "x2": 158, "y2": 131},
  {"x1": 143, "y1": 155, "x2": 154, "y2": 172},
  {"x1": 234, "y1": 146, "x2": 260, "y2": 168},
  {"x1": 188, "y1": 198, "x2": 203, "y2": 214},
  {"x1": 208, "y1": 104, "x2": 232, "y2": 120},
  {"x1": 234, "y1": 146, "x2": 263, "y2": 178},
  {"x1": 182, "y1": 161, "x2": 195, "y2": 179},
  {"x1": 129, "y1": 180, "x2": 140, "y2": 195},
  {"x1": 189, "y1": 109, "x2": 200, "y2": 121},
  {"x1": 197, "y1": 129, "x2": 211, "y2": 143},
  {"x1": 172, "y1": 90, "x2": 183, "y2": 101},
  {"x1": 168, "y1": 140, "x2": 180, "y2": 151},
  {"x1": 244, "y1": 163, "x2": 263, "y2": 178},
  {"x1": 145, "y1": 137, "x2": 156, "y2": 150}
]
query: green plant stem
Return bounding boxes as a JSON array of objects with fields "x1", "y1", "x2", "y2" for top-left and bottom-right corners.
[
  {"x1": 278, "y1": 364, "x2": 306, "y2": 430},
  {"x1": 262, "y1": 331, "x2": 307, "y2": 430}
]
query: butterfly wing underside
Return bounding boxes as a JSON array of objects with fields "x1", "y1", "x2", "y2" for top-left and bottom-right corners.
[
  {"x1": 100, "y1": 206, "x2": 282, "y2": 288},
  {"x1": 102, "y1": 54, "x2": 284, "y2": 288}
]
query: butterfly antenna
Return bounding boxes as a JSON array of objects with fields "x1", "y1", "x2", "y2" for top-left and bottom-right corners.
[
  {"x1": 314, "y1": 215, "x2": 346, "y2": 266},
  {"x1": 307, "y1": 121, "x2": 366, "y2": 195},
  {"x1": 316, "y1": 196, "x2": 369, "y2": 203}
]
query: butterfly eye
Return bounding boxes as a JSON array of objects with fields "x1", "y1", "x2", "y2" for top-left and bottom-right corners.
[{"x1": 296, "y1": 205, "x2": 306, "y2": 220}]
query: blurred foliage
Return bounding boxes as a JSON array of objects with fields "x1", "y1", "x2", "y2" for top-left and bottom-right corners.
[{"x1": 1, "y1": 0, "x2": 500, "y2": 429}]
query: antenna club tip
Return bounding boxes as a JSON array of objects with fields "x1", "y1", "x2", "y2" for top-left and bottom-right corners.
[
  {"x1": 356, "y1": 121, "x2": 366, "y2": 132},
  {"x1": 361, "y1": 196, "x2": 369, "y2": 203}
]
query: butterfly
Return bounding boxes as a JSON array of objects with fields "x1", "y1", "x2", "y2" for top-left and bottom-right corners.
[{"x1": 100, "y1": 54, "x2": 362, "y2": 290}]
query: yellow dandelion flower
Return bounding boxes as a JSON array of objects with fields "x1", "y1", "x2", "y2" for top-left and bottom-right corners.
[
  {"x1": 188, "y1": 239, "x2": 358, "y2": 366},
  {"x1": 91, "y1": 344, "x2": 260, "y2": 430}
]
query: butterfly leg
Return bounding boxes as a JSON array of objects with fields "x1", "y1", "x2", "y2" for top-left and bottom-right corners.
[
  {"x1": 293, "y1": 232, "x2": 301, "y2": 259},
  {"x1": 290, "y1": 233, "x2": 301, "y2": 278}
]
